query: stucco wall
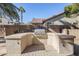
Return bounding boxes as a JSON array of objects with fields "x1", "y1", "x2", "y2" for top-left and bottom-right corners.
[
  {"x1": 68, "y1": 29, "x2": 79, "y2": 55},
  {"x1": 5, "y1": 33, "x2": 33, "y2": 55},
  {"x1": 62, "y1": 29, "x2": 79, "y2": 40},
  {"x1": 6, "y1": 40, "x2": 21, "y2": 56},
  {"x1": 47, "y1": 33, "x2": 74, "y2": 54},
  {"x1": 43, "y1": 14, "x2": 64, "y2": 26},
  {"x1": 21, "y1": 33, "x2": 33, "y2": 52},
  {"x1": 69, "y1": 29, "x2": 79, "y2": 40},
  {"x1": 32, "y1": 34, "x2": 47, "y2": 45},
  {"x1": 0, "y1": 27, "x2": 5, "y2": 37},
  {"x1": 62, "y1": 29, "x2": 79, "y2": 55},
  {"x1": 47, "y1": 33, "x2": 60, "y2": 53}
]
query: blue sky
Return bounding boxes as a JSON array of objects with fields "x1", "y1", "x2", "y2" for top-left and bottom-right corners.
[{"x1": 15, "y1": 3, "x2": 70, "y2": 23}]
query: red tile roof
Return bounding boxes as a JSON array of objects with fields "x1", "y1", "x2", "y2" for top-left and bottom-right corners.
[{"x1": 32, "y1": 18, "x2": 46, "y2": 23}]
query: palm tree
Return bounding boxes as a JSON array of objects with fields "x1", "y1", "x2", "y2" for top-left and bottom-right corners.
[
  {"x1": 0, "y1": 3, "x2": 20, "y2": 22},
  {"x1": 19, "y1": 6, "x2": 25, "y2": 23}
]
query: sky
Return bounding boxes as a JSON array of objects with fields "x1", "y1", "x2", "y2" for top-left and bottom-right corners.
[{"x1": 15, "y1": 3, "x2": 70, "y2": 23}]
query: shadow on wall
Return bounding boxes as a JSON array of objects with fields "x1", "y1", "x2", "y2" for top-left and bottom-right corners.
[
  {"x1": 22, "y1": 36, "x2": 45, "y2": 54},
  {"x1": 74, "y1": 44, "x2": 79, "y2": 56},
  {"x1": 59, "y1": 20, "x2": 79, "y2": 29}
]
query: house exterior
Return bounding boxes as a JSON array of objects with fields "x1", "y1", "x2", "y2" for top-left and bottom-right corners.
[
  {"x1": 32, "y1": 18, "x2": 46, "y2": 29},
  {"x1": 0, "y1": 7, "x2": 19, "y2": 25},
  {"x1": 43, "y1": 12, "x2": 79, "y2": 33},
  {"x1": 0, "y1": 8, "x2": 34, "y2": 38},
  {"x1": 0, "y1": 17, "x2": 17, "y2": 25},
  {"x1": 32, "y1": 18, "x2": 46, "y2": 25}
]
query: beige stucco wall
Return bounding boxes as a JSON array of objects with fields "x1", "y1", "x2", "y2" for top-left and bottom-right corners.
[
  {"x1": 47, "y1": 33, "x2": 74, "y2": 54},
  {"x1": 5, "y1": 32, "x2": 75, "y2": 55},
  {"x1": 6, "y1": 40, "x2": 21, "y2": 56},
  {"x1": 32, "y1": 34, "x2": 47, "y2": 45},
  {"x1": 62, "y1": 29, "x2": 79, "y2": 41},
  {"x1": 21, "y1": 33, "x2": 33, "y2": 52},
  {"x1": 69, "y1": 29, "x2": 79, "y2": 40},
  {"x1": 5, "y1": 33, "x2": 33, "y2": 56},
  {"x1": 47, "y1": 33, "x2": 60, "y2": 53},
  {"x1": 67, "y1": 29, "x2": 79, "y2": 55},
  {"x1": 0, "y1": 27, "x2": 5, "y2": 37}
]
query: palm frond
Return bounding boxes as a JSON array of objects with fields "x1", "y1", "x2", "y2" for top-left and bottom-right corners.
[{"x1": 0, "y1": 3, "x2": 20, "y2": 21}]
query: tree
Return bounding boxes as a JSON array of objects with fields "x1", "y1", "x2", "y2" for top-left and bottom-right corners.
[
  {"x1": 19, "y1": 6, "x2": 25, "y2": 23},
  {"x1": 0, "y1": 3, "x2": 19, "y2": 22},
  {"x1": 64, "y1": 5, "x2": 72, "y2": 17},
  {"x1": 64, "y1": 3, "x2": 79, "y2": 17}
]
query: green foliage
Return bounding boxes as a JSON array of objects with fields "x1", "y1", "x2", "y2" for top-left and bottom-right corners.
[
  {"x1": 64, "y1": 5, "x2": 72, "y2": 17},
  {"x1": 71, "y1": 5, "x2": 79, "y2": 13},
  {"x1": 64, "y1": 12, "x2": 71, "y2": 18},
  {"x1": 19, "y1": 6, "x2": 25, "y2": 23},
  {"x1": 64, "y1": 4, "x2": 79, "y2": 17},
  {"x1": 0, "y1": 3, "x2": 19, "y2": 21},
  {"x1": 64, "y1": 5, "x2": 72, "y2": 12},
  {"x1": 19, "y1": 6, "x2": 25, "y2": 13}
]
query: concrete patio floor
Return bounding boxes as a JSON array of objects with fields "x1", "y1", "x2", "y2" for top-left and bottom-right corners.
[
  {"x1": 0, "y1": 43, "x2": 7, "y2": 56},
  {"x1": 0, "y1": 42, "x2": 74, "y2": 56},
  {"x1": 22, "y1": 44, "x2": 73, "y2": 56}
]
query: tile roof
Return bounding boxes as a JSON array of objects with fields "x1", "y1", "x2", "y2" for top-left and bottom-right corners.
[{"x1": 32, "y1": 18, "x2": 46, "y2": 23}]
